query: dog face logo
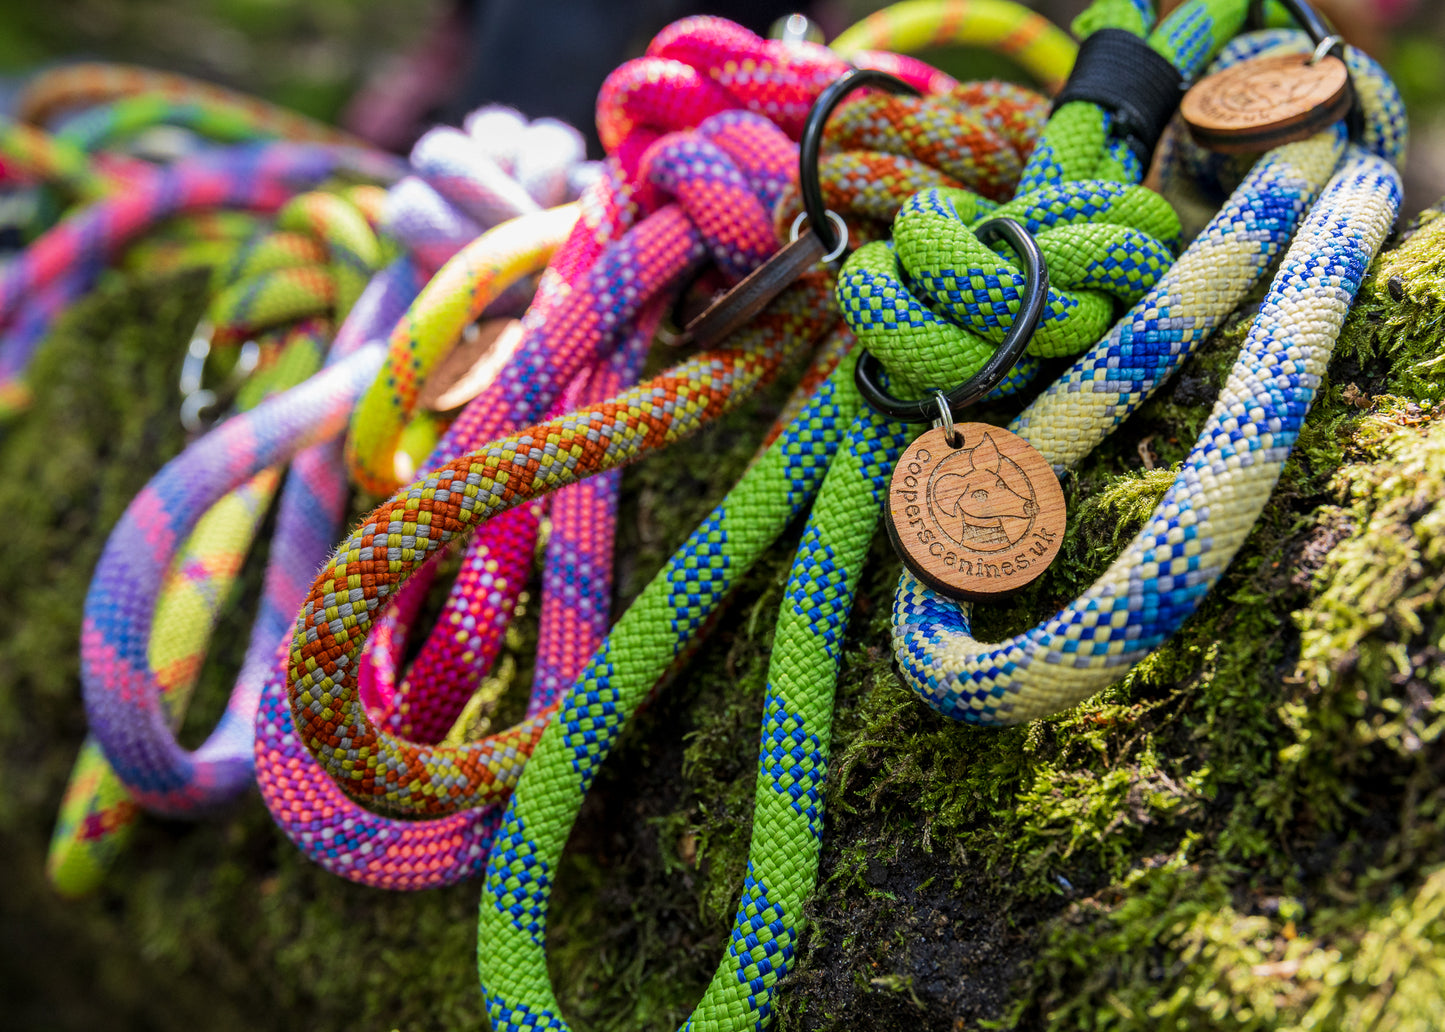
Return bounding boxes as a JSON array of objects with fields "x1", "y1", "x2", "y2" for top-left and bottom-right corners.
[
  {"x1": 1221, "y1": 65, "x2": 1317, "y2": 118},
  {"x1": 929, "y1": 432, "x2": 1038, "y2": 551}
]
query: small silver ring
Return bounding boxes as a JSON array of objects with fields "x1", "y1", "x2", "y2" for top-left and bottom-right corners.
[
  {"x1": 790, "y1": 209, "x2": 849, "y2": 264},
  {"x1": 1308, "y1": 34, "x2": 1342, "y2": 65},
  {"x1": 178, "y1": 319, "x2": 214, "y2": 397},
  {"x1": 931, "y1": 389, "x2": 960, "y2": 447},
  {"x1": 180, "y1": 389, "x2": 217, "y2": 435}
]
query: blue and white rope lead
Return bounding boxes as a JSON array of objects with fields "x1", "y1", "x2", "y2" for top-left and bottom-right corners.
[{"x1": 895, "y1": 137, "x2": 1403, "y2": 723}]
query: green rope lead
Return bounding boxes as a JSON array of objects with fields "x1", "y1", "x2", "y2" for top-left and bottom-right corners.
[
  {"x1": 478, "y1": 351, "x2": 867, "y2": 1023},
  {"x1": 691, "y1": 397, "x2": 909, "y2": 1031}
]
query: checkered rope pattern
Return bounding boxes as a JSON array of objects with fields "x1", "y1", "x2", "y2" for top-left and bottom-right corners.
[{"x1": 839, "y1": 178, "x2": 1180, "y2": 396}]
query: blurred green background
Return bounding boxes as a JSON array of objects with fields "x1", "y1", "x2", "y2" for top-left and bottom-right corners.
[{"x1": 0, "y1": 0, "x2": 434, "y2": 118}]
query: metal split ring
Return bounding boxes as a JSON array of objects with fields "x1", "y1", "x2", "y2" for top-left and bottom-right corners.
[
  {"x1": 798, "y1": 67, "x2": 920, "y2": 257},
  {"x1": 1247, "y1": 0, "x2": 1362, "y2": 139},
  {"x1": 789, "y1": 209, "x2": 848, "y2": 263}
]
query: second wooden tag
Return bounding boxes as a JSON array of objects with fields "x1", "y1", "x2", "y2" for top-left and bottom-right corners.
[
  {"x1": 885, "y1": 424, "x2": 1066, "y2": 602},
  {"x1": 1180, "y1": 52, "x2": 1352, "y2": 154}
]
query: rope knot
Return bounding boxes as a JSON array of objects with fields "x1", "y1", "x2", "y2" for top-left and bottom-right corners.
[
  {"x1": 774, "y1": 82, "x2": 1050, "y2": 247},
  {"x1": 639, "y1": 110, "x2": 795, "y2": 282},
  {"x1": 596, "y1": 16, "x2": 848, "y2": 177},
  {"x1": 839, "y1": 176, "x2": 1179, "y2": 397}
]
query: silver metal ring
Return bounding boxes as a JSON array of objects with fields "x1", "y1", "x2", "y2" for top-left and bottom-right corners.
[
  {"x1": 178, "y1": 320, "x2": 214, "y2": 397},
  {"x1": 771, "y1": 12, "x2": 821, "y2": 48},
  {"x1": 1308, "y1": 34, "x2": 1343, "y2": 65},
  {"x1": 931, "y1": 389, "x2": 961, "y2": 447},
  {"x1": 790, "y1": 209, "x2": 849, "y2": 264},
  {"x1": 180, "y1": 389, "x2": 217, "y2": 434}
]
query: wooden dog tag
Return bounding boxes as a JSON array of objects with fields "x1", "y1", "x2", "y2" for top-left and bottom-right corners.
[
  {"x1": 419, "y1": 318, "x2": 525, "y2": 412},
  {"x1": 1180, "y1": 52, "x2": 1352, "y2": 154},
  {"x1": 683, "y1": 231, "x2": 825, "y2": 348},
  {"x1": 885, "y1": 425, "x2": 1066, "y2": 601}
]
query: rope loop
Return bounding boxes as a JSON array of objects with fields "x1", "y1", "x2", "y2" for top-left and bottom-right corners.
[
  {"x1": 888, "y1": 13, "x2": 1412, "y2": 727},
  {"x1": 839, "y1": 177, "x2": 1178, "y2": 397},
  {"x1": 598, "y1": 15, "x2": 849, "y2": 163},
  {"x1": 894, "y1": 148, "x2": 1403, "y2": 725}
]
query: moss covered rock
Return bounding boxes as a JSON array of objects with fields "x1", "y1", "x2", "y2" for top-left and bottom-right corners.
[{"x1": 5, "y1": 204, "x2": 1445, "y2": 1031}]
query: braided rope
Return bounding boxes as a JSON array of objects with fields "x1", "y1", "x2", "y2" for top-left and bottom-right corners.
[
  {"x1": 896, "y1": 146, "x2": 1401, "y2": 722},
  {"x1": 772, "y1": 81, "x2": 1051, "y2": 244},
  {"x1": 284, "y1": 48, "x2": 1051, "y2": 815},
  {"x1": 345, "y1": 204, "x2": 580, "y2": 493},
  {"x1": 253, "y1": 303, "x2": 663, "y2": 891},
  {"x1": 333, "y1": 106, "x2": 812, "y2": 783},
  {"x1": 332, "y1": 4, "x2": 1063, "y2": 1023},
  {"x1": 0, "y1": 118, "x2": 113, "y2": 202},
  {"x1": 0, "y1": 142, "x2": 404, "y2": 418},
  {"x1": 255, "y1": 36, "x2": 1046, "y2": 889},
  {"x1": 51, "y1": 96, "x2": 592, "y2": 888},
  {"x1": 830, "y1": 0, "x2": 1276, "y2": 399},
  {"x1": 829, "y1": 0, "x2": 1079, "y2": 94},
  {"x1": 232, "y1": 109, "x2": 590, "y2": 890},
  {"x1": 49, "y1": 182, "x2": 389, "y2": 889},
  {"x1": 17, "y1": 62, "x2": 363, "y2": 147},
  {"x1": 891, "y1": 33, "x2": 1407, "y2": 722},
  {"x1": 338, "y1": 61, "x2": 1053, "y2": 788},
  {"x1": 285, "y1": 276, "x2": 835, "y2": 815},
  {"x1": 48, "y1": 469, "x2": 278, "y2": 895},
  {"x1": 79, "y1": 343, "x2": 381, "y2": 815},
  {"x1": 40, "y1": 78, "x2": 427, "y2": 888}
]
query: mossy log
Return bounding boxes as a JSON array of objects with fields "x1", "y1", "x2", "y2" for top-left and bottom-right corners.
[{"x1": 5, "y1": 200, "x2": 1445, "y2": 1032}]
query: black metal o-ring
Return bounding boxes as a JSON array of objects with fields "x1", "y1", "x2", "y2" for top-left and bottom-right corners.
[
  {"x1": 1247, "y1": 0, "x2": 1363, "y2": 140},
  {"x1": 854, "y1": 216, "x2": 1049, "y2": 423},
  {"x1": 799, "y1": 67, "x2": 920, "y2": 256}
]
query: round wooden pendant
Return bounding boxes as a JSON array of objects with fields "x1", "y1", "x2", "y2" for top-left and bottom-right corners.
[
  {"x1": 418, "y1": 318, "x2": 525, "y2": 412},
  {"x1": 885, "y1": 424, "x2": 1066, "y2": 602},
  {"x1": 1180, "y1": 53, "x2": 1352, "y2": 154}
]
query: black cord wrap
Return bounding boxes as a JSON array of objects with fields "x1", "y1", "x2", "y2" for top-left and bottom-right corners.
[{"x1": 1051, "y1": 28, "x2": 1184, "y2": 168}]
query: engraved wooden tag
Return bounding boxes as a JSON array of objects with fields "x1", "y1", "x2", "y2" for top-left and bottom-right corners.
[
  {"x1": 885, "y1": 424, "x2": 1066, "y2": 601},
  {"x1": 683, "y1": 231, "x2": 824, "y2": 348},
  {"x1": 418, "y1": 318, "x2": 525, "y2": 412},
  {"x1": 1180, "y1": 53, "x2": 1352, "y2": 154}
]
